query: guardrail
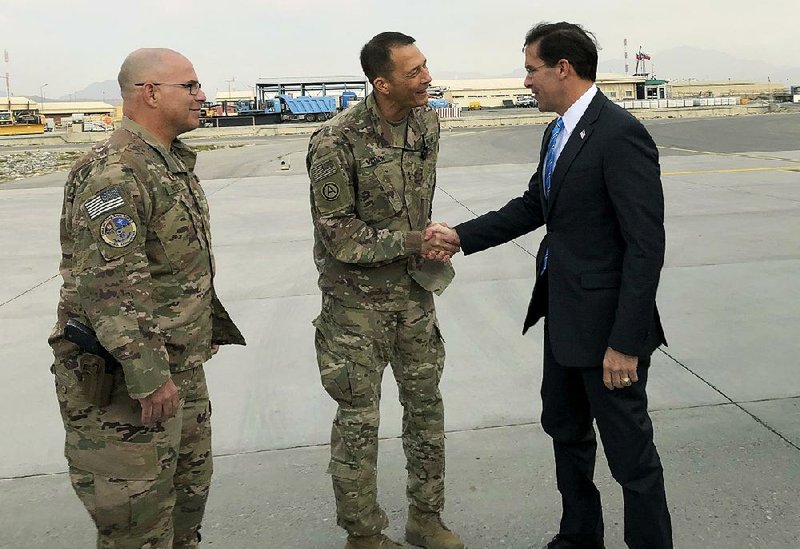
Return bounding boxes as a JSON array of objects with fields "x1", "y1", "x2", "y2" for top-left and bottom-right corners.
[{"x1": 617, "y1": 97, "x2": 741, "y2": 109}]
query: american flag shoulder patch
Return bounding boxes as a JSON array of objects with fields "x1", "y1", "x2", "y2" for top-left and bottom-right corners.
[
  {"x1": 310, "y1": 159, "x2": 337, "y2": 182},
  {"x1": 84, "y1": 187, "x2": 126, "y2": 220}
]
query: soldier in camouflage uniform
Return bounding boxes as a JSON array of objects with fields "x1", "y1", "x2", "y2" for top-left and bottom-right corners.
[
  {"x1": 307, "y1": 33, "x2": 464, "y2": 549},
  {"x1": 48, "y1": 48, "x2": 245, "y2": 548}
]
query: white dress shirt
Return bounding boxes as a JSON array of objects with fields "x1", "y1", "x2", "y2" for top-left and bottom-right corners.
[{"x1": 552, "y1": 84, "x2": 598, "y2": 163}]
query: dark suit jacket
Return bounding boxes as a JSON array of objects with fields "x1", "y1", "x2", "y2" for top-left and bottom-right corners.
[{"x1": 456, "y1": 91, "x2": 667, "y2": 367}]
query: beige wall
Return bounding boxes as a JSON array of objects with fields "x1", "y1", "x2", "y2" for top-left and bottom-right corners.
[
  {"x1": 435, "y1": 78, "x2": 639, "y2": 108},
  {"x1": 670, "y1": 81, "x2": 786, "y2": 98},
  {"x1": 215, "y1": 91, "x2": 255, "y2": 102},
  {"x1": 444, "y1": 87, "x2": 528, "y2": 108},
  {"x1": 596, "y1": 83, "x2": 637, "y2": 100}
]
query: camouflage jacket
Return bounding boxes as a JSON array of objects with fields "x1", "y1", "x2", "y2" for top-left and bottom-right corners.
[
  {"x1": 306, "y1": 93, "x2": 454, "y2": 311},
  {"x1": 49, "y1": 117, "x2": 245, "y2": 399}
]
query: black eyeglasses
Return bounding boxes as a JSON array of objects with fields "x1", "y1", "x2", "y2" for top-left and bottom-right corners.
[
  {"x1": 524, "y1": 63, "x2": 549, "y2": 76},
  {"x1": 134, "y1": 81, "x2": 202, "y2": 95}
]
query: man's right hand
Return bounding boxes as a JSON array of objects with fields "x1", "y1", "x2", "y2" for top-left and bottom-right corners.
[
  {"x1": 422, "y1": 222, "x2": 461, "y2": 261},
  {"x1": 138, "y1": 378, "x2": 179, "y2": 426}
]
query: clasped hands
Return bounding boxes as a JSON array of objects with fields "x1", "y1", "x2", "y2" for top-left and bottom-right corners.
[{"x1": 422, "y1": 222, "x2": 460, "y2": 262}]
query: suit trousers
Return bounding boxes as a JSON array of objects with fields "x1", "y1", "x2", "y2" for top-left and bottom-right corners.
[{"x1": 540, "y1": 326, "x2": 672, "y2": 549}]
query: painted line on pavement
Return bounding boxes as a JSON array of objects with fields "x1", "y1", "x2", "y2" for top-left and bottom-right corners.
[{"x1": 663, "y1": 166, "x2": 800, "y2": 176}]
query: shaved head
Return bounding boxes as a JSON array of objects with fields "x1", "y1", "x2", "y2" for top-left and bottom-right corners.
[
  {"x1": 117, "y1": 47, "x2": 205, "y2": 145},
  {"x1": 118, "y1": 48, "x2": 188, "y2": 98}
]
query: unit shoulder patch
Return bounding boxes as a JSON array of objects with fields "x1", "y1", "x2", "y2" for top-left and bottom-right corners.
[
  {"x1": 99, "y1": 213, "x2": 137, "y2": 248},
  {"x1": 321, "y1": 182, "x2": 340, "y2": 201}
]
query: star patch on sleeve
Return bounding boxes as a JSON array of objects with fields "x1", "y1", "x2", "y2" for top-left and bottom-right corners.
[{"x1": 84, "y1": 187, "x2": 126, "y2": 220}]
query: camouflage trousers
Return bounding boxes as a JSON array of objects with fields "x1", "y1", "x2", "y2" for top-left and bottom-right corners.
[
  {"x1": 313, "y1": 287, "x2": 447, "y2": 536},
  {"x1": 53, "y1": 356, "x2": 212, "y2": 549}
]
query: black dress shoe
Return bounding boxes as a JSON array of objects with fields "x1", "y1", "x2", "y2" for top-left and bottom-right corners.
[{"x1": 544, "y1": 534, "x2": 605, "y2": 549}]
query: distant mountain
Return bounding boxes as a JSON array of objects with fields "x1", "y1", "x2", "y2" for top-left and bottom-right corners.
[
  {"x1": 59, "y1": 80, "x2": 121, "y2": 103},
  {"x1": 598, "y1": 46, "x2": 800, "y2": 83},
  {"x1": 433, "y1": 70, "x2": 492, "y2": 80},
  {"x1": 501, "y1": 68, "x2": 526, "y2": 79}
]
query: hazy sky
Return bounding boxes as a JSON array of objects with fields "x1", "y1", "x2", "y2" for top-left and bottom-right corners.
[{"x1": 2, "y1": 0, "x2": 797, "y2": 98}]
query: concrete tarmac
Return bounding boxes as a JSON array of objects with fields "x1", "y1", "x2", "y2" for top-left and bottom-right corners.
[{"x1": 1, "y1": 113, "x2": 799, "y2": 548}]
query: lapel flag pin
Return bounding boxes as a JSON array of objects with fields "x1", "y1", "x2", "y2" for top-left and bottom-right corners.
[{"x1": 580, "y1": 129, "x2": 586, "y2": 140}]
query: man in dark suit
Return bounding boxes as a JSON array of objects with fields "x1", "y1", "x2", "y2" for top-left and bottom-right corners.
[{"x1": 425, "y1": 22, "x2": 672, "y2": 549}]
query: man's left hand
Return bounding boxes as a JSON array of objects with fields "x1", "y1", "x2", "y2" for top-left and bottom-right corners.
[{"x1": 602, "y1": 347, "x2": 638, "y2": 390}]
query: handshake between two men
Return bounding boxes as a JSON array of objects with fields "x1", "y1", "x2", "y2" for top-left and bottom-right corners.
[{"x1": 421, "y1": 222, "x2": 461, "y2": 262}]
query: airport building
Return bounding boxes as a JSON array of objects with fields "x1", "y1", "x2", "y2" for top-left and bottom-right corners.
[
  {"x1": 1, "y1": 96, "x2": 115, "y2": 125},
  {"x1": 669, "y1": 80, "x2": 785, "y2": 99},
  {"x1": 431, "y1": 75, "x2": 786, "y2": 109},
  {"x1": 40, "y1": 101, "x2": 116, "y2": 125},
  {"x1": 215, "y1": 90, "x2": 256, "y2": 103},
  {"x1": 432, "y1": 73, "x2": 657, "y2": 108},
  {"x1": 210, "y1": 76, "x2": 784, "y2": 113}
]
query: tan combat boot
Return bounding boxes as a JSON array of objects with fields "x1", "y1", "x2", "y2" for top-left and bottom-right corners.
[
  {"x1": 345, "y1": 533, "x2": 404, "y2": 549},
  {"x1": 405, "y1": 506, "x2": 465, "y2": 549}
]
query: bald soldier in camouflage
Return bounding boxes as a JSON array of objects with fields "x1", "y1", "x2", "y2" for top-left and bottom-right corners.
[
  {"x1": 48, "y1": 48, "x2": 244, "y2": 548},
  {"x1": 307, "y1": 32, "x2": 464, "y2": 549}
]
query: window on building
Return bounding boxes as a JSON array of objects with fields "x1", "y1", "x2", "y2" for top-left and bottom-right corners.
[{"x1": 625, "y1": 90, "x2": 633, "y2": 98}]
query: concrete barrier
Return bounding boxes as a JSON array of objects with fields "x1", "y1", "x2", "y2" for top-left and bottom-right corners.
[{"x1": 0, "y1": 104, "x2": 774, "y2": 146}]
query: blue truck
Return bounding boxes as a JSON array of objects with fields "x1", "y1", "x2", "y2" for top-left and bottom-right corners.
[
  {"x1": 238, "y1": 91, "x2": 359, "y2": 123},
  {"x1": 203, "y1": 91, "x2": 360, "y2": 127},
  {"x1": 427, "y1": 97, "x2": 450, "y2": 109},
  {"x1": 259, "y1": 95, "x2": 336, "y2": 122}
]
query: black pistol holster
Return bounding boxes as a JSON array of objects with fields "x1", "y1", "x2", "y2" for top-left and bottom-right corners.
[{"x1": 64, "y1": 319, "x2": 121, "y2": 407}]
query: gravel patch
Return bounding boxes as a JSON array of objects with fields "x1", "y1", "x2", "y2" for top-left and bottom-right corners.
[{"x1": 0, "y1": 150, "x2": 85, "y2": 183}]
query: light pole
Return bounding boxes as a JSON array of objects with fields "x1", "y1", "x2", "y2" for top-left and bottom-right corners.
[
  {"x1": 39, "y1": 83, "x2": 48, "y2": 112},
  {"x1": 767, "y1": 76, "x2": 772, "y2": 106}
]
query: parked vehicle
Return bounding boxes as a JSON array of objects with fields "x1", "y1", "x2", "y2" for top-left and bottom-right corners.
[
  {"x1": 256, "y1": 95, "x2": 337, "y2": 122},
  {"x1": 82, "y1": 121, "x2": 112, "y2": 132},
  {"x1": 514, "y1": 95, "x2": 538, "y2": 108},
  {"x1": 427, "y1": 97, "x2": 450, "y2": 109},
  {"x1": 203, "y1": 91, "x2": 363, "y2": 127},
  {"x1": 0, "y1": 110, "x2": 45, "y2": 136}
]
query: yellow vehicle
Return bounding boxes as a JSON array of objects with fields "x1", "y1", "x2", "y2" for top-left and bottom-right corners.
[
  {"x1": 0, "y1": 110, "x2": 45, "y2": 136},
  {"x1": 468, "y1": 101, "x2": 482, "y2": 110}
]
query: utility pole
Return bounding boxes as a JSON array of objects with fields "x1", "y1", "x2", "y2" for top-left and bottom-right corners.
[
  {"x1": 624, "y1": 38, "x2": 629, "y2": 75},
  {"x1": 225, "y1": 77, "x2": 235, "y2": 97},
  {"x1": 767, "y1": 76, "x2": 772, "y2": 103},
  {"x1": 40, "y1": 83, "x2": 48, "y2": 111},
  {"x1": 4, "y1": 49, "x2": 10, "y2": 113}
]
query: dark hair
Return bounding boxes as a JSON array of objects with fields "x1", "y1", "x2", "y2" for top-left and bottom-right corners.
[
  {"x1": 360, "y1": 32, "x2": 416, "y2": 83},
  {"x1": 523, "y1": 22, "x2": 599, "y2": 81}
]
